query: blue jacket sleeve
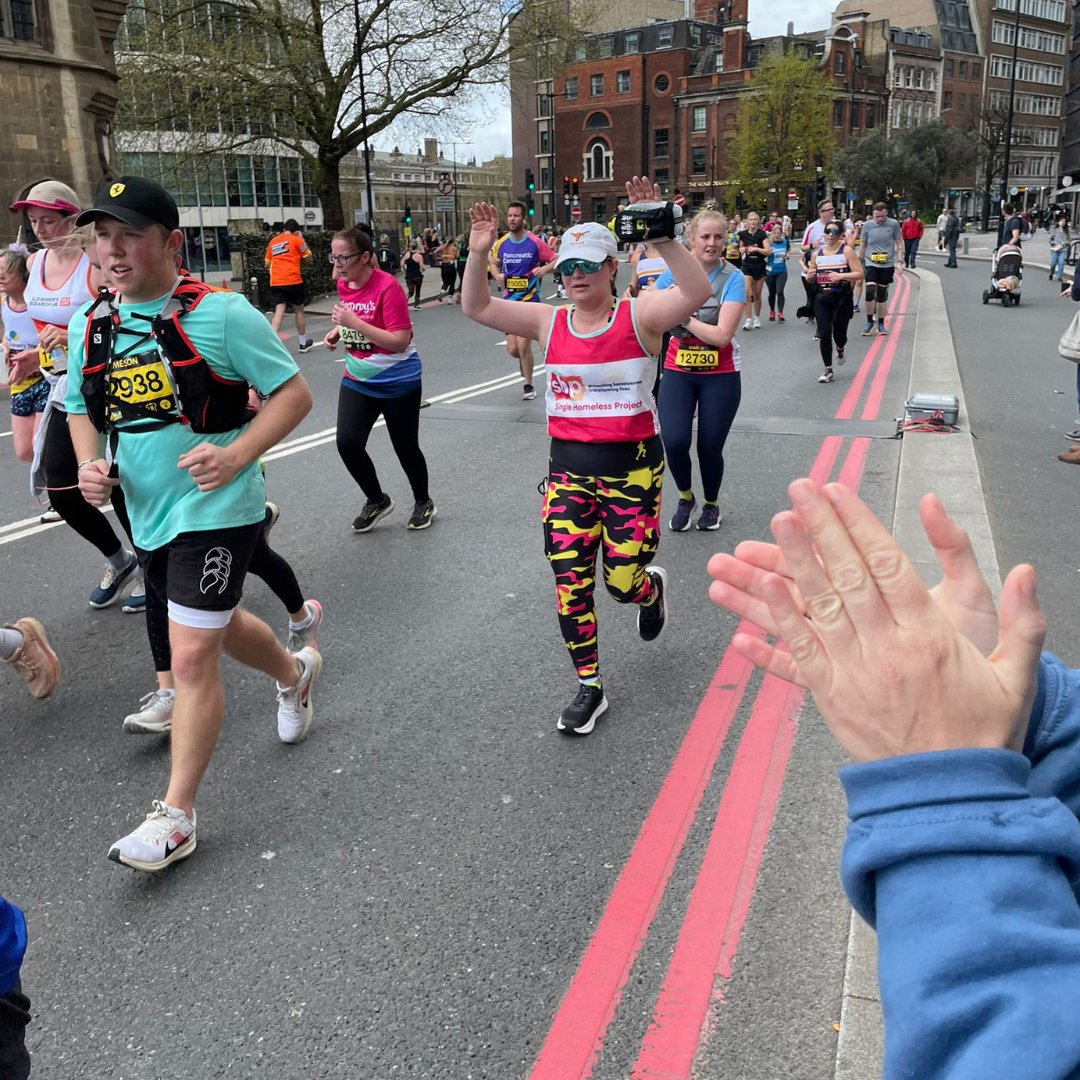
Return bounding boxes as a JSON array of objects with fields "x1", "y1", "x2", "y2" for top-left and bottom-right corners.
[
  {"x1": 1024, "y1": 653, "x2": 1080, "y2": 819},
  {"x1": 840, "y1": 750, "x2": 1080, "y2": 1080},
  {"x1": 0, "y1": 897, "x2": 26, "y2": 997}
]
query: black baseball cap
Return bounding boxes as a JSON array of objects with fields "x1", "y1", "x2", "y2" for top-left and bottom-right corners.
[{"x1": 75, "y1": 176, "x2": 180, "y2": 232}]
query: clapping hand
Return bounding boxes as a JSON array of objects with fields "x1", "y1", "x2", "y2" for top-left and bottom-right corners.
[{"x1": 707, "y1": 480, "x2": 1045, "y2": 761}]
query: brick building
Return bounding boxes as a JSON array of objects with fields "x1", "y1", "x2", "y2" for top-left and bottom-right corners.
[{"x1": 1, "y1": 0, "x2": 126, "y2": 208}]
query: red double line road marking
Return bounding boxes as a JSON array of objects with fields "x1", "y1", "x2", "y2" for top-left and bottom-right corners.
[
  {"x1": 528, "y1": 277, "x2": 911, "y2": 1080},
  {"x1": 631, "y1": 274, "x2": 911, "y2": 1076}
]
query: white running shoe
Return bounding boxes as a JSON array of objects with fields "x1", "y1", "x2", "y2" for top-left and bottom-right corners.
[
  {"x1": 123, "y1": 688, "x2": 176, "y2": 734},
  {"x1": 287, "y1": 599, "x2": 323, "y2": 654},
  {"x1": 276, "y1": 646, "x2": 322, "y2": 744},
  {"x1": 752, "y1": 315, "x2": 761, "y2": 329},
  {"x1": 743, "y1": 318, "x2": 752, "y2": 331},
  {"x1": 108, "y1": 800, "x2": 196, "y2": 872}
]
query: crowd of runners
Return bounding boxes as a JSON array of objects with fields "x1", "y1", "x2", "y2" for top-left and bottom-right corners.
[{"x1": 1, "y1": 172, "x2": 912, "y2": 870}]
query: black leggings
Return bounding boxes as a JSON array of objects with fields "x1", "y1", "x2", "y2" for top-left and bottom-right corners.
[
  {"x1": 813, "y1": 289, "x2": 854, "y2": 367},
  {"x1": 336, "y1": 384, "x2": 429, "y2": 504},
  {"x1": 405, "y1": 275, "x2": 422, "y2": 305},
  {"x1": 43, "y1": 412, "x2": 126, "y2": 559},
  {"x1": 142, "y1": 508, "x2": 306, "y2": 673},
  {"x1": 440, "y1": 265, "x2": 457, "y2": 294},
  {"x1": 766, "y1": 272, "x2": 787, "y2": 314},
  {"x1": 657, "y1": 368, "x2": 742, "y2": 503}
]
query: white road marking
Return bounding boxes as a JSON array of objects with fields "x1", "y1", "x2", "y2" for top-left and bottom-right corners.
[{"x1": 0, "y1": 367, "x2": 547, "y2": 546}]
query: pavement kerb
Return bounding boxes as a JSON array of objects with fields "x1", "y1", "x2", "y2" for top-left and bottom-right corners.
[{"x1": 832, "y1": 265, "x2": 1004, "y2": 1080}]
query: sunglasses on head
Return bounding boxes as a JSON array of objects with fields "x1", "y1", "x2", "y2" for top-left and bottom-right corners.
[{"x1": 560, "y1": 258, "x2": 603, "y2": 276}]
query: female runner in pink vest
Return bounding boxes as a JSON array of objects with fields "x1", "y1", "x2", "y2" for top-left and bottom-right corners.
[{"x1": 462, "y1": 176, "x2": 711, "y2": 736}]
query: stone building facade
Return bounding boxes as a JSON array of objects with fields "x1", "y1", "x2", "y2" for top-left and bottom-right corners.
[{"x1": 1, "y1": 0, "x2": 126, "y2": 208}]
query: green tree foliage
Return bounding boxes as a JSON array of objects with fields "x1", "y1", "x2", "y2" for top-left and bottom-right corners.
[
  {"x1": 835, "y1": 121, "x2": 980, "y2": 209},
  {"x1": 729, "y1": 49, "x2": 837, "y2": 208},
  {"x1": 116, "y1": 0, "x2": 588, "y2": 229}
]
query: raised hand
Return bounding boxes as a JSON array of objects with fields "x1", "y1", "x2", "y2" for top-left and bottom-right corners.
[
  {"x1": 625, "y1": 176, "x2": 662, "y2": 207},
  {"x1": 709, "y1": 480, "x2": 1045, "y2": 762},
  {"x1": 467, "y1": 203, "x2": 500, "y2": 254}
]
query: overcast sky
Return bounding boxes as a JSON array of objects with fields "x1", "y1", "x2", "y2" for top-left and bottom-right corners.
[{"x1": 377, "y1": 0, "x2": 839, "y2": 162}]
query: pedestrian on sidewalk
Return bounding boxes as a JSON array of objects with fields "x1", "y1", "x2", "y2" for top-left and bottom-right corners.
[
  {"x1": 1049, "y1": 216, "x2": 1070, "y2": 283},
  {"x1": 943, "y1": 210, "x2": 961, "y2": 268},
  {"x1": 936, "y1": 209, "x2": 948, "y2": 251},
  {"x1": 901, "y1": 210, "x2": 924, "y2": 268}
]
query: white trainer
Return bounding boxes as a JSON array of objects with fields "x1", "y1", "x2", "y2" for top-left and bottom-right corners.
[
  {"x1": 743, "y1": 318, "x2": 752, "y2": 331},
  {"x1": 276, "y1": 646, "x2": 322, "y2": 744},
  {"x1": 752, "y1": 315, "x2": 761, "y2": 329},
  {"x1": 108, "y1": 800, "x2": 196, "y2": 872},
  {"x1": 123, "y1": 688, "x2": 176, "y2": 734}
]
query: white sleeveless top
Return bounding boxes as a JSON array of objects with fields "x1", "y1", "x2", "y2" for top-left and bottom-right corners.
[
  {"x1": 23, "y1": 250, "x2": 94, "y2": 377},
  {"x1": 24, "y1": 250, "x2": 93, "y2": 330}
]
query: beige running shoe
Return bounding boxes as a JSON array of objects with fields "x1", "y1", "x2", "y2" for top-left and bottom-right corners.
[{"x1": 4, "y1": 618, "x2": 60, "y2": 699}]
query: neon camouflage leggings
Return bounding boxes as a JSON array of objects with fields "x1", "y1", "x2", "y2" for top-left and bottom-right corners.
[{"x1": 542, "y1": 458, "x2": 664, "y2": 681}]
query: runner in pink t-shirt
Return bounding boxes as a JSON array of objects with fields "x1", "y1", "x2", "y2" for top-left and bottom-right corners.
[{"x1": 323, "y1": 225, "x2": 434, "y2": 532}]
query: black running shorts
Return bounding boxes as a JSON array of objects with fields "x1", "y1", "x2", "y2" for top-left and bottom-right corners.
[
  {"x1": 269, "y1": 283, "x2": 305, "y2": 307},
  {"x1": 137, "y1": 522, "x2": 262, "y2": 613},
  {"x1": 864, "y1": 265, "x2": 895, "y2": 287}
]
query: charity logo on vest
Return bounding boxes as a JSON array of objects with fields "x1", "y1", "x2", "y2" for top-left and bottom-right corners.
[{"x1": 199, "y1": 547, "x2": 233, "y2": 596}]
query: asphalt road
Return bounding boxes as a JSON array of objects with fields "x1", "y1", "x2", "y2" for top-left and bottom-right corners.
[{"x1": 3, "y1": 270, "x2": 917, "y2": 1079}]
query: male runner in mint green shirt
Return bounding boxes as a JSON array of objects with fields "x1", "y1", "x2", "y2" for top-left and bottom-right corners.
[{"x1": 66, "y1": 176, "x2": 320, "y2": 873}]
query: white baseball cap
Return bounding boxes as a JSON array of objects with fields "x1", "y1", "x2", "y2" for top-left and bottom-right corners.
[{"x1": 555, "y1": 221, "x2": 618, "y2": 268}]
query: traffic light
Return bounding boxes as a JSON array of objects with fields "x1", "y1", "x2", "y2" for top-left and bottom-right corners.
[
  {"x1": 403, "y1": 202, "x2": 412, "y2": 225},
  {"x1": 563, "y1": 175, "x2": 570, "y2": 197},
  {"x1": 571, "y1": 176, "x2": 579, "y2": 197},
  {"x1": 525, "y1": 168, "x2": 536, "y2": 217},
  {"x1": 816, "y1": 175, "x2": 826, "y2": 201}
]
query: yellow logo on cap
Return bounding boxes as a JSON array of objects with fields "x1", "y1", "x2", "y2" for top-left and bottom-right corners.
[{"x1": 109, "y1": 183, "x2": 125, "y2": 197}]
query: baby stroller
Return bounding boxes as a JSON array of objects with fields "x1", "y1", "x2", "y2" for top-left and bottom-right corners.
[{"x1": 983, "y1": 244, "x2": 1023, "y2": 306}]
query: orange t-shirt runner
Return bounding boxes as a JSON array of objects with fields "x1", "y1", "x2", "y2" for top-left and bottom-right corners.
[{"x1": 265, "y1": 232, "x2": 311, "y2": 286}]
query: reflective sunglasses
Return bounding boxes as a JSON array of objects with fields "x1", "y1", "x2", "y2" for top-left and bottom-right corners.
[
  {"x1": 560, "y1": 258, "x2": 603, "y2": 276},
  {"x1": 328, "y1": 251, "x2": 362, "y2": 266},
  {"x1": 824, "y1": 228, "x2": 843, "y2": 237}
]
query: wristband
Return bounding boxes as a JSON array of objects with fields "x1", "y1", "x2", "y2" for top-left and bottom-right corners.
[{"x1": 76, "y1": 459, "x2": 98, "y2": 474}]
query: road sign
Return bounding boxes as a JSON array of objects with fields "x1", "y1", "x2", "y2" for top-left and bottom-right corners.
[
  {"x1": 435, "y1": 195, "x2": 455, "y2": 213},
  {"x1": 570, "y1": 206, "x2": 582, "y2": 220},
  {"x1": 437, "y1": 175, "x2": 454, "y2": 195},
  {"x1": 787, "y1": 188, "x2": 796, "y2": 200},
  {"x1": 1009, "y1": 185, "x2": 1019, "y2": 196}
]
